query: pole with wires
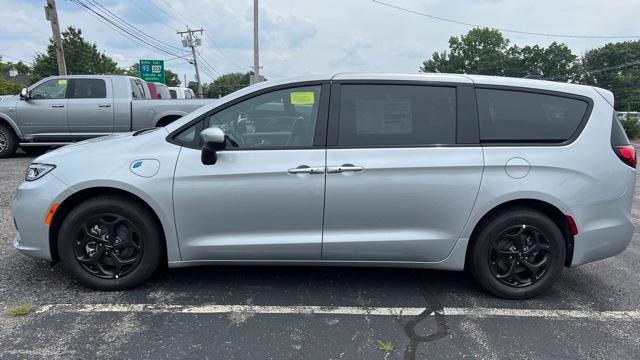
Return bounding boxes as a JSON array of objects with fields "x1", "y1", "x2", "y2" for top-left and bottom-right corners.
[
  {"x1": 178, "y1": 28, "x2": 204, "y2": 98},
  {"x1": 251, "y1": 0, "x2": 261, "y2": 84},
  {"x1": 45, "y1": 0, "x2": 67, "y2": 75}
]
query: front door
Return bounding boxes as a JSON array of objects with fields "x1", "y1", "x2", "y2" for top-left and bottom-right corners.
[
  {"x1": 16, "y1": 78, "x2": 70, "y2": 139},
  {"x1": 172, "y1": 84, "x2": 329, "y2": 261},
  {"x1": 322, "y1": 83, "x2": 484, "y2": 263},
  {"x1": 67, "y1": 78, "x2": 114, "y2": 137}
]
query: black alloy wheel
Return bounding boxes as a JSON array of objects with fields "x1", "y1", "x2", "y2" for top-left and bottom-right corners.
[
  {"x1": 74, "y1": 213, "x2": 143, "y2": 279},
  {"x1": 468, "y1": 207, "x2": 566, "y2": 299},
  {"x1": 58, "y1": 196, "x2": 162, "y2": 290},
  {"x1": 488, "y1": 225, "x2": 551, "y2": 287}
]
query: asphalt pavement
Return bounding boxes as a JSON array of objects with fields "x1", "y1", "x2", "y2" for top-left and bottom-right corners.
[{"x1": 1, "y1": 151, "x2": 639, "y2": 360}]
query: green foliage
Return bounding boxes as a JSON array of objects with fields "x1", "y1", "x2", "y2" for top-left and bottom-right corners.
[
  {"x1": 6, "y1": 305, "x2": 34, "y2": 317},
  {"x1": 581, "y1": 41, "x2": 640, "y2": 111},
  {"x1": 421, "y1": 28, "x2": 579, "y2": 80},
  {"x1": 205, "y1": 72, "x2": 253, "y2": 98},
  {"x1": 378, "y1": 340, "x2": 395, "y2": 353},
  {"x1": 31, "y1": 27, "x2": 119, "y2": 81},
  {"x1": 0, "y1": 78, "x2": 24, "y2": 95},
  {"x1": 619, "y1": 113, "x2": 640, "y2": 139}
]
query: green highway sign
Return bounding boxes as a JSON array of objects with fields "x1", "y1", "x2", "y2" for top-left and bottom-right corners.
[{"x1": 139, "y1": 60, "x2": 165, "y2": 83}]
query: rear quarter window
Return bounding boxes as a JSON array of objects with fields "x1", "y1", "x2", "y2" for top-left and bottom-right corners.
[{"x1": 477, "y1": 89, "x2": 589, "y2": 143}]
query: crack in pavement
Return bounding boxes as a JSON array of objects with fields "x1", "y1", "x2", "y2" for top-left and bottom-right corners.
[{"x1": 402, "y1": 284, "x2": 449, "y2": 360}]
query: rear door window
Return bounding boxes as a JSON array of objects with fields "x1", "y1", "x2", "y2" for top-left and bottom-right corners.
[
  {"x1": 70, "y1": 79, "x2": 107, "y2": 98},
  {"x1": 336, "y1": 84, "x2": 456, "y2": 146},
  {"x1": 476, "y1": 89, "x2": 589, "y2": 143}
]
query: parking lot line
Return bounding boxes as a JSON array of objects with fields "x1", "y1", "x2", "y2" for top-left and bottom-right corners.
[{"x1": 33, "y1": 304, "x2": 640, "y2": 321}]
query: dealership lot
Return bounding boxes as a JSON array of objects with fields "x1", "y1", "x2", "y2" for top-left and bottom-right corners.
[{"x1": 1, "y1": 152, "x2": 640, "y2": 359}]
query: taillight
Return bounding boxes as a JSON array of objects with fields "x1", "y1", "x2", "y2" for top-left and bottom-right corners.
[{"x1": 613, "y1": 145, "x2": 636, "y2": 168}]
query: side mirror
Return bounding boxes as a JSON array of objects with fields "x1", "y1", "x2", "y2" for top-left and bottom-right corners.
[
  {"x1": 200, "y1": 127, "x2": 226, "y2": 165},
  {"x1": 19, "y1": 88, "x2": 29, "y2": 100}
]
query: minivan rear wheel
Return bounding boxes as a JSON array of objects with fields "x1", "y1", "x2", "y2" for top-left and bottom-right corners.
[
  {"x1": 58, "y1": 196, "x2": 162, "y2": 290},
  {"x1": 469, "y1": 208, "x2": 565, "y2": 299}
]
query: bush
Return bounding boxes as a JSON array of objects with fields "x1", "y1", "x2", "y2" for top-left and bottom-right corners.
[
  {"x1": 620, "y1": 114, "x2": 640, "y2": 140},
  {"x1": 0, "y1": 79, "x2": 23, "y2": 95}
]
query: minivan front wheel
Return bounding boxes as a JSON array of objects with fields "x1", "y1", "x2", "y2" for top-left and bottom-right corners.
[
  {"x1": 469, "y1": 208, "x2": 566, "y2": 299},
  {"x1": 58, "y1": 196, "x2": 162, "y2": 290}
]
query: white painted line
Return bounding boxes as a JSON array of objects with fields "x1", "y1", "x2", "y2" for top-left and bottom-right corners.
[{"x1": 32, "y1": 303, "x2": 640, "y2": 321}]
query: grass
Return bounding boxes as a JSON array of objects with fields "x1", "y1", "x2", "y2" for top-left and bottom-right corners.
[
  {"x1": 378, "y1": 340, "x2": 395, "y2": 353},
  {"x1": 6, "y1": 305, "x2": 34, "y2": 317}
]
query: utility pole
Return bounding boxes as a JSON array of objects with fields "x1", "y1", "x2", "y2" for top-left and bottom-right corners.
[
  {"x1": 45, "y1": 0, "x2": 67, "y2": 75},
  {"x1": 177, "y1": 28, "x2": 204, "y2": 98},
  {"x1": 251, "y1": 0, "x2": 261, "y2": 84}
]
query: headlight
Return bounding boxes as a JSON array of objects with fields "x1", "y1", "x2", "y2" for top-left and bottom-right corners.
[{"x1": 25, "y1": 163, "x2": 56, "y2": 181}]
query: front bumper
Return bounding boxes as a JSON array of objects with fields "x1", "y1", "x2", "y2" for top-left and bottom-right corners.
[{"x1": 11, "y1": 173, "x2": 70, "y2": 262}]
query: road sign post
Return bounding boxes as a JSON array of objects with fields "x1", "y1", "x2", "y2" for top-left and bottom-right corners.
[{"x1": 139, "y1": 60, "x2": 165, "y2": 84}]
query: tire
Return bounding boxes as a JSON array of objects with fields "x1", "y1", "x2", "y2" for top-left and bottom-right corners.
[
  {"x1": 21, "y1": 146, "x2": 49, "y2": 156},
  {"x1": 468, "y1": 207, "x2": 566, "y2": 299},
  {"x1": 57, "y1": 196, "x2": 163, "y2": 290},
  {"x1": 0, "y1": 123, "x2": 18, "y2": 158}
]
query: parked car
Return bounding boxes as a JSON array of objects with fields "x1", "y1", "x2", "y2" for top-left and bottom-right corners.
[
  {"x1": 146, "y1": 82, "x2": 172, "y2": 99},
  {"x1": 169, "y1": 87, "x2": 196, "y2": 99},
  {"x1": 11, "y1": 73, "x2": 635, "y2": 299},
  {"x1": 0, "y1": 75, "x2": 213, "y2": 158}
]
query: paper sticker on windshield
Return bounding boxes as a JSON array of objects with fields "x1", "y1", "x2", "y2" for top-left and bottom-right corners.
[
  {"x1": 57, "y1": 79, "x2": 67, "y2": 85},
  {"x1": 290, "y1": 92, "x2": 315, "y2": 105}
]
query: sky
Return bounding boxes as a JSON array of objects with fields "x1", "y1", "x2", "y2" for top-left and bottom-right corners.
[{"x1": 1, "y1": 0, "x2": 639, "y2": 85}]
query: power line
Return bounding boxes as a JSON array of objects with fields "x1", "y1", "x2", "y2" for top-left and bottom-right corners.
[
  {"x1": 158, "y1": 0, "x2": 198, "y2": 29},
  {"x1": 87, "y1": 0, "x2": 186, "y2": 54},
  {"x1": 147, "y1": 0, "x2": 189, "y2": 28},
  {"x1": 586, "y1": 60, "x2": 640, "y2": 74},
  {"x1": 72, "y1": 0, "x2": 186, "y2": 58},
  {"x1": 126, "y1": 0, "x2": 178, "y2": 32},
  {"x1": 371, "y1": 0, "x2": 640, "y2": 39}
]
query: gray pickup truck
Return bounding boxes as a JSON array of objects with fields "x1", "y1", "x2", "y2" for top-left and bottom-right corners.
[{"x1": 0, "y1": 75, "x2": 213, "y2": 157}]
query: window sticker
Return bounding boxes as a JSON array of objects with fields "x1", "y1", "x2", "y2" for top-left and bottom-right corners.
[
  {"x1": 355, "y1": 100, "x2": 413, "y2": 134},
  {"x1": 57, "y1": 79, "x2": 67, "y2": 85},
  {"x1": 290, "y1": 91, "x2": 315, "y2": 105}
]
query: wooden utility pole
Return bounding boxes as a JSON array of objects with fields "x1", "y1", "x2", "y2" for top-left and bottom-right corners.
[
  {"x1": 177, "y1": 28, "x2": 204, "y2": 98},
  {"x1": 251, "y1": 0, "x2": 261, "y2": 84},
  {"x1": 45, "y1": 0, "x2": 67, "y2": 75}
]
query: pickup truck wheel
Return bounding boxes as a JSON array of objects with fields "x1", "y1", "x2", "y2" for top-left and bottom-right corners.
[{"x1": 0, "y1": 123, "x2": 18, "y2": 158}]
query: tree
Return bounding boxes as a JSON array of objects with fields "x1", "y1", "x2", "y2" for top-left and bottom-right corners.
[
  {"x1": 581, "y1": 41, "x2": 640, "y2": 111},
  {"x1": 31, "y1": 27, "x2": 119, "y2": 81},
  {"x1": 421, "y1": 28, "x2": 510, "y2": 75},
  {"x1": 421, "y1": 28, "x2": 579, "y2": 80},
  {"x1": 205, "y1": 72, "x2": 254, "y2": 98},
  {"x1": 122, "y1": 63, "x2": 181, "y2": 86}
]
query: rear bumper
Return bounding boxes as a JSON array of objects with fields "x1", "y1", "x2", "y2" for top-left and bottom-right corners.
[{"x1": 569, "y1": 186, "x2": 635, "y2": 267}]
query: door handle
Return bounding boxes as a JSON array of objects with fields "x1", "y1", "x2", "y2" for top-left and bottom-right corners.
[
  {"x1": 98, "y1": 104, "x2": 112, "y2": 108},
  {"x1": 327, "y1": 164, "x2": 364, "y2": 174},
  {"x1": 288, "y1": 165, "x2": 325, "y2": 175},
  {"x1": 51, "y1": 104, "x2": 64, "y2": 108}
]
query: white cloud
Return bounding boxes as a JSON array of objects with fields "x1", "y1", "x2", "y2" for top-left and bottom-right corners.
[{"x1": 2, "y1": 0, "x2": 640, "y2": 83}]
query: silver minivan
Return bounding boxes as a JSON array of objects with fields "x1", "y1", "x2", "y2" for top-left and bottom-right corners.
[{"x1": 11, "y1": 73, "x2": 636, "y2": 299}]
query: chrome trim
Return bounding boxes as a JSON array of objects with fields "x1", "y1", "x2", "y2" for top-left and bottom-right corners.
[
  {"x1": 287, "y1": 166, "x2": 325, "y2": 174},
  {"x1": 326, "y1": 165, "x2": 364, "y2": 174}
]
